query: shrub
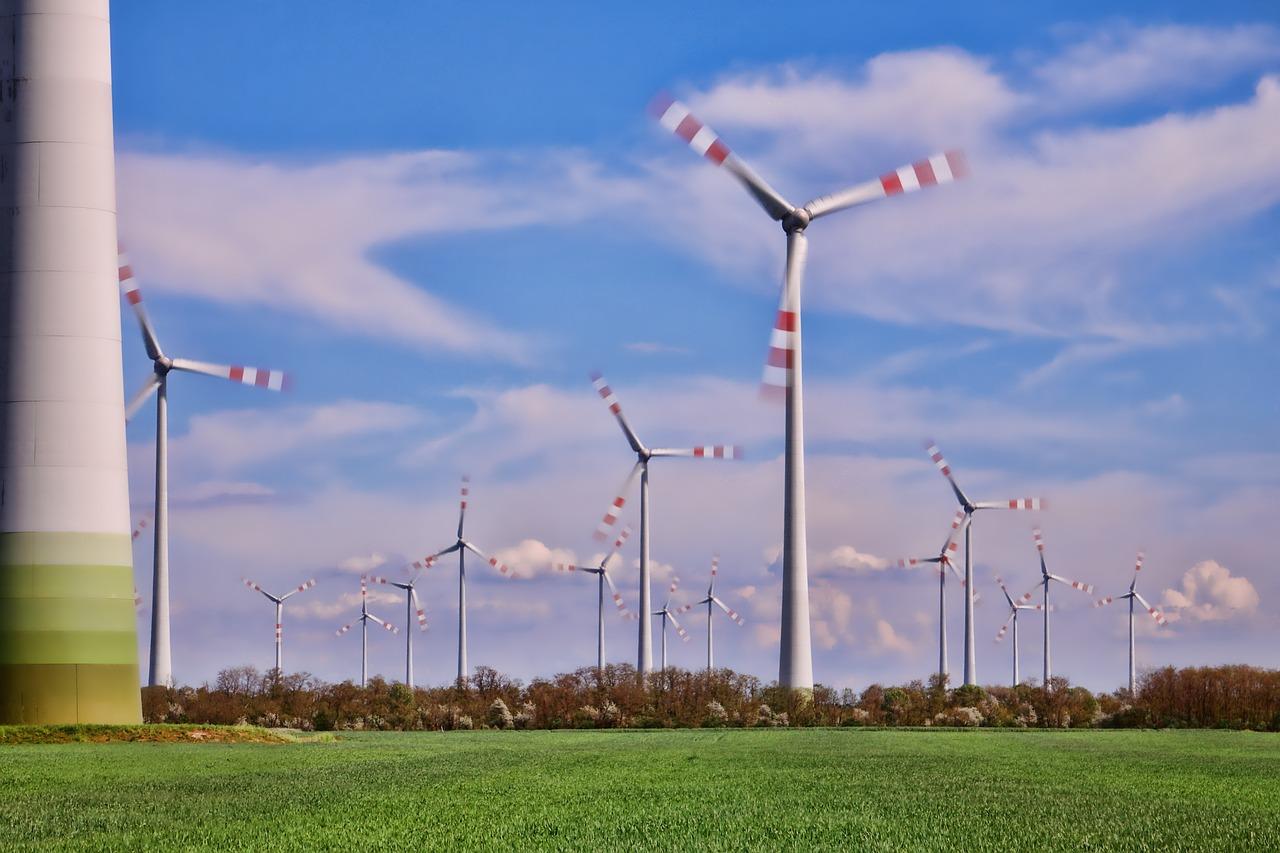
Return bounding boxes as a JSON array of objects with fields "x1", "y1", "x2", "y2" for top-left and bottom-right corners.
[{"x1": 487, "y1": 699, "x2": 514, "y2": 730}]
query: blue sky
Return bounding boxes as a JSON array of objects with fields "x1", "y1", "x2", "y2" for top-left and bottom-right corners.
[{"x1": 111, "y1": 2, "x2": 1278, "y2": 691}]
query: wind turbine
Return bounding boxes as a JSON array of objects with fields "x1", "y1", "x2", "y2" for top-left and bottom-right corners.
[
  {"x1": 117, "y1": 248, "x2": 290, "y2": 687},
  {"x1": 555, "y1": 526, "x2": 635, "y2": 670},
  {"x1": 422, "y1": 476, "x2": 511, "y2": 684},
  {"x1": 896, "y1": 510, "x2": 970, "y2": 682},
  {"x1": 335, "y1": 577, "x2": 398, "y2": 687},
  {"x1": 240, "y1": 577, "x2": 317, "y2": 674},
  {"x1": 1094, "y1": 551, "x2": 1166, "y2": 694},
  {"x1": 652, "y1": 575, "x2": 690, "y2": 671},
  {"x1": 650, "y1": 94, "x2": 967, "y2": 690},
  {"x1": 589, "y1": 372, "x2": 741, "y2": 675},
  {"x1": 1031, "y1": 527, "x2": 1094, "y2": 685},
  {"x1": 993, "y1": 575, "x2": 1047, "y2": 688},
  {"x1": 676, "y1": 555, "x2": 745, "y2": 670},
  {"x1": 367, "y1": 569, "x2": 430, "y2": 688},
  {"x1": 923, "y1": 442, "x2": 1043, "y2": 687}
]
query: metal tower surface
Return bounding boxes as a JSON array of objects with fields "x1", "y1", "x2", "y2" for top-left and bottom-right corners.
[{"x1": 0, "y1": 1, "x2": 141, "y2": 723}]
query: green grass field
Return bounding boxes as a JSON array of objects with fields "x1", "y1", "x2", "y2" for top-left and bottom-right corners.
[{"x1": 2, "y1": 729, "x2": 1277, "y2": 850}]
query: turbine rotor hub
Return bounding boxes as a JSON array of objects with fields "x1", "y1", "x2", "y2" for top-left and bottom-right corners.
[{"x1": 782, "y1": 208, "x2": 811, "y2": 233}]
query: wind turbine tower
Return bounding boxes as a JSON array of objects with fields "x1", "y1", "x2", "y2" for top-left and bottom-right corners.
[
  {"x1": 240, "y1": 577, "x2": 316, "y2": 674},
  {"x1": 651, "y1": 575, "x2": 689, "y2": 670},
  {"x1": 651, "y1": 93, "x2": 967, "y2": 689},
  {"x1": 555, "y1": 525, "x2": 634, "y2": 671},
  {"x1": 676, "y1": 555, "x2": 744, "y2": 670},
  {"x1": 367, "y1": 571, "x2": 429, "y2": 688},
  {"x1": 0, "y1": 1, "x2": 141, "y2": 723},
  {"x1": 589, "y1": 371, "x2": 740, "y2": 676},
  {"x1": 924, "y1": 442, "x2": 1043, "y2": 686},
  {"x1": 1094, "y1": 551, "x2": 1166, "y2": 694}
]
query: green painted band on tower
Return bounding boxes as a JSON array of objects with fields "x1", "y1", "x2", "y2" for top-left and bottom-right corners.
[
  {"x1": 0, "y1": 531, "x2": 133, "y2": 567},
  {"x1": 0, "y1": 532, "x2": 141, "y2": 723}
]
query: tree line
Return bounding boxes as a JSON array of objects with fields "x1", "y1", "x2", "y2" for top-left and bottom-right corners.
[{"x1": 140, "y1": 663, "x2": 1280, "y2": 732}]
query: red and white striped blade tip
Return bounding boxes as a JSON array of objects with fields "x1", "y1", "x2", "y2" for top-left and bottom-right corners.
[{"x1": 648, "y1": 92, "x2": 732, "y2": 166}]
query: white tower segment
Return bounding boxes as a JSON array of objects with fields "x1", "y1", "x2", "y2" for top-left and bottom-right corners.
[{"x1": 0, "y1": 0, "x2": 140, "y2": 723}]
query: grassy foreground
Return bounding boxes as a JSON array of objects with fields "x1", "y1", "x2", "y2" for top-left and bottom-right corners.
[{"x1": 2, "y1": 729, "x2": 1276, "y2": 850}]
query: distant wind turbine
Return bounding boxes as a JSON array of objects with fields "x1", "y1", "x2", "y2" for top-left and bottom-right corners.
[
  {"x1": 897, "y1": 510, "x2": 969, "y2": 682},
  {"x1": 367, "y1": 569, "x2": 430, "y2": 688},
  {"x1": 1094, "y1": 551, "x2": 1166, "y2": 694},
  {"x1": 652, "y1": 575, "x2": 690, "y2": 670},
  {"x1": 335, "y1": 577, "x2": 398, "y2": 687},
  {"x1": 118, "y1": 248, "x2": 290, "y2": 687},
  {"x1": 924, "y1": 442, "x2": 1043, "y2": 686},
  {"x1": 555, "y1": 526, "x2": 635, "y2": 670},
  {"x1": 676, "y1": 555, "x2": 744, "y2": 670},
  {"x1": 1031, "y1": 528, "x2": 1094, "y2": 685},
  {"x1": 993, "y1": 575, "x2": 1045, "y2": 688},
  {"x1": 422, "y1": 476, "x2": 511, "y2": 684},
  {"x1": 589, "y1": 372, "x2": 741, "y2": 675},
  {"x1": 241, "y1": 577, "x2": 317, "y2": 674}
]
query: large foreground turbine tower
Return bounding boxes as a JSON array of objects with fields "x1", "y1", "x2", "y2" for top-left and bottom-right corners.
[{"x1": 0, "y1": 1, "x2": 140, "y2": 723}]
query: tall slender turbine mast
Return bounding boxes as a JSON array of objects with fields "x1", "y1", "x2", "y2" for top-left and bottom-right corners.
[
  {"x1": 924, "y1": 442, "x2": 1043, "y2": 686},
  {"x1": 240, "y1": 577, "x2": 317, "y2": 674},
  {"x1": 651, "y1": 94, "x2": 967, "y2": 689},
  {"x1": 422, "y1": 476, "x2": 511, "y2": 684},
  {"x1": 367, "y1": 570, "x2": 430, "y2": 688},
  {"x1": 335, "y1": 577, "x2": 398, "y2": 687},
  {"x1": 1031, "y1": 528, "x2": 1094, "y2": 685},
  {"x1": 993, "y1": 575, "x2": 1044, "y2": 688},
  {"x1": 1, "y1": 1, "x2": 142, "y2": 724},
  {"x1": 897, "y1": 510, "x2": 969, "y2": 682},
  {"x1": 652, "y1": 575, "x2": 689, "y2": 671},
  {"x1": 555, "y1": 526, "x2": 635, "y2": 671},
  {"x1": 1094, "y1": 551, "x2": 1166, "y2": 694},
  {"x1": 589, "y1": 372, "x2": 740, "y2": 675},
  {"x1": 118, "y1": 251, "x2": 289, "y2": 687},
  {"x1": 676, "y1": 555, "x2": 745, "y2": 670}
]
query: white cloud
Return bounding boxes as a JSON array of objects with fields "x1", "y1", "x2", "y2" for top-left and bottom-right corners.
[
  {"x1": 492, "y1": 538, "x2": 577, "y2": 579},
  {"x1": 873, "y1": 619, "x2": 915, "y2": 655},
  {"x1": 813, "y1": 545, "x2": 892, "y2": 575},
  {"x1": 1160, "y1": 560, "x2": 1260, "y2": 623},
  {"x1": 338, "y1": 553, "x2": 389, "y2": 575},
  {"x1": 117, "y1": 149, "x2": 646, "y2": 362},
  {"x1": 1034, "y1": 23, "x2": 1280, "y2": 109}
]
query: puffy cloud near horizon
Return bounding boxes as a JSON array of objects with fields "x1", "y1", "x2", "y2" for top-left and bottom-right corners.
[{"x1": 1160, "y1": 560, "x2": 1260, "y2": 623}]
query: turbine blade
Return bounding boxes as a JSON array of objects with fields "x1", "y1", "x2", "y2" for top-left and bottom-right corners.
[
  {"x1": 666, "y1": 609, "x2": 690, "y2": 640},
  {"x1": 649, "y1": 445, "x2": 744, "y2": 459},
  {"x1": 974, "y1": 498, "x2": 1046, "y2": 510},
  {"x1": 649, "y1": 93, "x2": 795, "y2": 221},
  {"x1": 117, "y1": 247, "x2": 163, "y2": 360},
  {"x1": 463, "y1": 541, "x2": 511, "y2": 577},
  {"x1": 995, "y1": 612, "x2": 1014, "y2": 642},
  {"x1": 923, "y1": 441, "x2": 973, "y2": 509},
  {"x1": 367, "y1": 614, "x2": 399, "y2": 634},
  {"x1": 457, "y1": 475, "x2": 470, "y2": 538},
  {"x1": 602, "y1": 570, "x2": 634, "y2": 620},
  {"x1": 593, "y1": 460, "x2": 643, "y2": 541},
  {"x1": 590, "y1": 372, "x2": 645, "y2": 454},
  {"x1": 124, "y1": 373, "x2": 160, "y2": 422},
  {"x1": 601, "y1": 524, "x2": 633, "y2": 570},
  {"x1": 1134, "y1": 551, "x2": 1145, "y2": 573},
  {"x1": 804, "y1": 151, "x2": 968, "y2": 220},
  {"x1": 1133, "y1": 591, "x2": 1167, "y2": 625},
  {"x1": 130, "y1": 515, "x2": 151, "y2": 542},
  {"x1": 761, "y1": 231, "x2": 806, "y2": 400},
  {"x1": 169, "y1": 358, "x2": 291, "y2": 392},
  {"x1": 1094, "y1": 595, "x2": 1116, "y2": 608},
  {"x1": 712, "y1": 596, "x2": 744, "y2": 625},
  {"x1": 1048, "y1": 573, "x2": 1095, "y2": 595},
  {"x1": 279, "y1": 578, "x2": 317, "y2": 601},
  {"x1": 411, "y1": 588, "x2": 428, "y2": 631},
  {"x1": 335, "y1": 621, "x2": 357, "y2": 636}
]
